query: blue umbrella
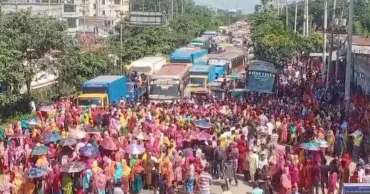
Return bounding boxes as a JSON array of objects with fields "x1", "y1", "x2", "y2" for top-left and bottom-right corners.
[
  {"x1": 31, "y1": 145, "x2": 49, "y2": 156},
  {"x1": 79, "y1": 144, "x2": 99, "y2": 157},
  {"x1": 299, "y1": 142, "x2": 320, "y2": 151},
  {"x1": 26, "y1": 167, "x2": 49, "y2": 178},
  {"x1": 194, "y1": 120, "x2": 211, "y2": 129},
  {"x1": 44, "y1": 133, "x2": 62, "y2": 143}
]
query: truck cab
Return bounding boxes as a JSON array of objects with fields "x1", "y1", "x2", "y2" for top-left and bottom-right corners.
[
  {"x1": 126, "y1": 81, "x2": 147, "y2": 102},
  {"x1": 188, "y1": 65, "x2": 216, "y2": 96},
  {"x1": 77, "y1": 93, "x2": 109, "y2": 108},
  {"x1": 208, "y1": 59, "x2": 229, "y2": 79}
]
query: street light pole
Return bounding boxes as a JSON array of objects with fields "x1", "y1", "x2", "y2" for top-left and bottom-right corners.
[
  {"x1": 327, "y1": 0, "x2": 337, "y2": 89},
  {"x1": 345, "y1": 0, "x2": 354, "y2": 102}
]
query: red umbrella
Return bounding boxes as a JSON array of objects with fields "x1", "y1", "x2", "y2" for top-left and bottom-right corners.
[{"x1": 100, "y1": 138, "x2": 118, "y2": 151}]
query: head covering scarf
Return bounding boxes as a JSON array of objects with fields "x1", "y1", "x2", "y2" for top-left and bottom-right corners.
[
  {"x1": 92, "y1": 161, "x2": 99, "y2": 173},
  {"x1": 281, "y1": 167, "x2": 292, "y2": 189},
  {"x1": 122, "y1": 159, "x2": 131, "y2": 176},
  {"x1": 83, "y1": 169, "x2": 93, "y2": 189},
  {"x1": 114, "y1": 163, "x2": 123, "y2": 182}
]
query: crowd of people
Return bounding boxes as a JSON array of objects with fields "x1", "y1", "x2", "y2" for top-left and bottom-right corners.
[{"x1": 0, "y1": 61, "x2": 369, "y2": 194}]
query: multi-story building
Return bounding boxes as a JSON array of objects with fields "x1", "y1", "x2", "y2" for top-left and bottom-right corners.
[{"x1": 2, "y1": 0, "x2": 129, "y2": 34}]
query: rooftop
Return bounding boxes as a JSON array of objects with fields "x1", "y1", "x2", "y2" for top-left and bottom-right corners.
[{"x1": 84, "y1": 75, "x2": 125, "y2": 84}]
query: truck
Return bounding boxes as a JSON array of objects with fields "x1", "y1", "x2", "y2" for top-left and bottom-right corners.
[
  {"x1": 77, "y1": 76, "x2": 127, "y2": 107},
  {"x1": 170, "y1": 47, "x2": 208, "y2": 66},
  {"x1": 148, "y1": 64, "x2": 192, "y2": 102},
  {"x1": 188, "y1": 65, "x2": 216, "y2": 96},
  {"x1": 190, "y1": 37, "x2": 211, "y2": 50},
  {"x1": 130, "y1": 56, "x2": 165, "y2": 75},
  {"x1": 207, "y1": 59, "x2": 229, "y2": 79}
]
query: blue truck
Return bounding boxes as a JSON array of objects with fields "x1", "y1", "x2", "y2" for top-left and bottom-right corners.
[
  {"x1": 77, "y1": 75, "x2": 146, "y2": 107},
  {"x1": 207, "y1": 59, "x2": 229, "y2": 79},
  {"x1": 170, "y1": 47, "x2": 208, "y2": 66},
  {"x1": 188, "y1": 65, "x2": 216, "y2": 96}
]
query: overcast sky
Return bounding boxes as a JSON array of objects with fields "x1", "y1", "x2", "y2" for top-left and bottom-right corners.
[{"x1": 193, "y1": 0, "x2": 260, "y2": 14}]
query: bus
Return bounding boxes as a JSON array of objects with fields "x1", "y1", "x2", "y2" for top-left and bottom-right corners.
[
  {"x1": 149, "y1": 64, "x2": 192, "y2": 102},
  {"x1": 246, "y1": 60, "x2": 277, "y2": 94},
  {"x1": 208, "y1": 49, "x2": 245, "y2": 74}
]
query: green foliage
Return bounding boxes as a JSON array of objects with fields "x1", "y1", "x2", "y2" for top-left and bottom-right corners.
[
  {"x1": 250, "y1": 12, "x2": 324, "y2": 64},
  {"x1": 109, "y1": 5, "x2": 218, "y2": 63}
]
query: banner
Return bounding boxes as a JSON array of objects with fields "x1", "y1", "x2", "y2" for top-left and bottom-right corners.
[
  {"x1": 246, "y1": 71, "x2": 276, "y2": 94},
  {"x1": 342, "y1": 183, "x2": 370, "y2": 194}
]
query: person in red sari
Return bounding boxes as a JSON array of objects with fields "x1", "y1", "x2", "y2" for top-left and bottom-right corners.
[
  {"x1": 350, "y1": 170, "x2": 360, "y2": 183},
  {"x1": 237, "y1": 135, "x2": 248, "y2": 174}
]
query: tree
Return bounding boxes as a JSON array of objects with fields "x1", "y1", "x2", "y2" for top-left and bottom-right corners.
[{"x1": 0, "y1": 10, "x2": 68, "y2": 95}]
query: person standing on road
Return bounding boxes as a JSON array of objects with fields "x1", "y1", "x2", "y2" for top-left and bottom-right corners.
[
  {"x1": 249, "y1": 148, "x2": 259, "y2": 182},
  {"x1": 198, "y1": 167, "x2": 212, "y2": 194}
]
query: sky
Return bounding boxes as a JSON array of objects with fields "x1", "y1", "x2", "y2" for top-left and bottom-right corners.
[{"x1": 193, "y1": 0, "x2": 260, "y2": 14}]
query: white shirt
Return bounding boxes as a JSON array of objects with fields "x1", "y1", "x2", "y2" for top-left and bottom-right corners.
[
  {"x1": 259, "y1": 114, "x2": 268, "y2": 126},
  {"x1": 362, "y1": 175, "x2": 370, "y2": 183},
  {"x1": 266, "y1": 122, "x2": 274, "y2": 136},
  {"x1": 258, "y1": 159, "x2": 268, "y2": 169}
]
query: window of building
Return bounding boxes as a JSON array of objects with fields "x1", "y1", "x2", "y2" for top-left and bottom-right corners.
[
  {"x1": 93, "y1": 4, "x2": 96, "y2": 9},
  {"x1": 114, "y1": 0, "x2": 120, "y2": 5},
  {"x1": 63, "y1": 4, "x2": 76, "y2": 12},
  {"x1": 123, "y1": 0, "x2": 128, "y2": 5},
  {"x1": 102, "y1": 0, "x2": 105, "y2": 4},
  {"x1": 67, "y1": 18, "x2": 77, "y2": 28},
  {"x1": 102, "y1": 10, "x2": 106, "y2": 15}
]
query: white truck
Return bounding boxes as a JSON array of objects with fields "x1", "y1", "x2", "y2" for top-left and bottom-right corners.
[{"x1": 130, "y1": 56, "x2": 166, "y2": 75}]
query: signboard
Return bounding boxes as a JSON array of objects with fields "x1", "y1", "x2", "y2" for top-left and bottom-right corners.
[
  {"x1": 208, "y1": 59, "x2": 229, "y2": 66},
  {"x1": 246, "y1": 71, "x2": 276, "y2": 94},
  {"x1": 129, "y1": 11, "x2": 164, "y2": 27},
  {"x1": 152, "y1": 79, "x2": 179, "y2": 85},
  {"x1": 342, "y1": 183, "x2": 370, "y2": 194}
]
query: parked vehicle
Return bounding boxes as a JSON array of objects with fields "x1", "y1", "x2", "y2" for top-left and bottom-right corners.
[
  {"x1": 170, "y1": 47, "x2": 208, "y2": 66},
  {"x1": 188, "y1": 65, "x2": 216, "y2": 96},
  {"x1": 148, "y1": 64, "x2": 192, "y2": 102}
]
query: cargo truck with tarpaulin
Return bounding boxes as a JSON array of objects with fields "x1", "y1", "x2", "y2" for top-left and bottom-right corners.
[
  {"x1": 246, "y1": 60, "x2": 277, "y2": 94},
  {"x1": 170, "y1": 47, "x2": 208, "y2": 66},
  {"x1": 208, "y1": 49, "x2": 245, "y2": 75},
  {"x1": 188, "y1": 65, "x2": 216, "y2": 96},
  {"x1": 77, "y1": 76, "x2": 127, "y2": 107},
  {"x1": 148, "y1": 63, "x2": 192, "y2": 102},
  {"x1": 208, "y1": 59, "x2": 229, "y2": 79},
  {"x1": 190, "y1": 37, "x2": 211, "y2": 50}
]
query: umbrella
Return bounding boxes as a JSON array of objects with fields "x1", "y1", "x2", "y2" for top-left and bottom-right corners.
[
  {"x1": 31, "y1": 145, "x2": 49, "y2": 156},
  {"x1": 69, "y1": 130, "x2": 87, "y2": 139},
  {"x1": 299, "y1": 142, "x2": 320, "y2": 151},
  {"x1": 39, "y1": 105, "x2": 54, "y2": 112},
  {"x1": 313, "y1": 139, "x2": 329, "y2": 148},
  {"x1": 100, "y1": 138, "x2": 118, "y2": 151},
  {"x1": 59, "y1": 138, "x2": 77, "y2": 146},
  {"x1": 194, "y1": 120, "x2": 211, "y2": 129},
  {"x1": 26, "y1": 167, "x2": 49, "y2": 178},
  {"x1": 133, "y1": 131, "x2": 150, "y2": 140},
  {"x1": 61, "y1": 161, "x2": 86, "y2": 173},
  {"x1": 44, "y1": 133, "x2": 62, "y2": 142},
  {"x1": 79, "y1": 144, "x2": 99, "y2": 157},
  {"x1": 125, "y1": 143, "x2": 145, "y2": 155},
  {"x1": 26, "y1": 118, "x2": 39, "y2": 125}
]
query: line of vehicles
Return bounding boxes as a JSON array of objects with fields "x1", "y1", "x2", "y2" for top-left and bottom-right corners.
[{"x1": 76, "y1": 23, "x2": 276, "y2": 107}]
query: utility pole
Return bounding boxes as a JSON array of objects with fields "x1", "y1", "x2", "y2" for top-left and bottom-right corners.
[
  {"x1": 285, "y1": 0, "x2": 288, "y2": 28},
  {"x1": 82, "y1": 0, "x2": 87, "y2": 34},
  {"x1": 48, "y1": 0, "x2": 51, "y2": 15},
  {"x1": 277, "y1": 0, "x2": 280, "y2": 15},
  {"x1": 323, "y1": 0, "x2": 327, "y2": 87},
  {"x1": 305, "y1": 0, "x2": 309, "y2": 36},
  {"x1": 327, "y1": 0, "x2": 337, "y2": 88},
  {"x1": 120, "y1": 12, "x2": 123, "y2": 75},
  {"x1": 171, "y1": 0, "x2": 174, "y2": 19},
  {"x1": 345, "y1": 0, "x2": 354, "y2": 103},
  {"x1": 294, "y1": 0, "x2": 298, "y2": 33},
  {"x1": 181, "y1": 0, "x2": 184, "y2": 15}
]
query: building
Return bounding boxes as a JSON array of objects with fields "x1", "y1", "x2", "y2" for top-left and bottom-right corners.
[{"x1": 2, "y1": 0, "x2": 129, "y2": 34}]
